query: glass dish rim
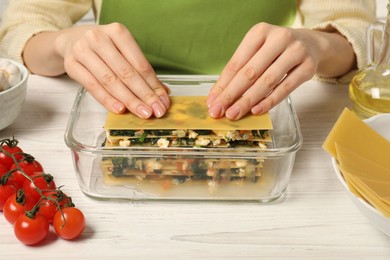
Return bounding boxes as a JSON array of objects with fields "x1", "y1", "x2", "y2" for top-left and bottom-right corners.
[{"x1": 64, "y1": 75, "x2": 303, "y2": 157}]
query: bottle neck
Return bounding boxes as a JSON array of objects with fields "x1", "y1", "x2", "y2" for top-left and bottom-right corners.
[{"x1": 377, "y1": 4, "x2": 390, "y2": 66}]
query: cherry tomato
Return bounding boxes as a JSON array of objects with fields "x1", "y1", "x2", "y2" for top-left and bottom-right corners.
[
  {"x1": 1, "y1": 181, "x2": 20, "y2": 192},
  {"x1": 53, "y1": 207, "x2": 85, "y2": 240},
  {"x1": 39, "y1": 190, "x2": 74, "y2": 223},
  {"x1": 0, "y1": 163, "x2": 8, "y2": 178},
  {"x1": 38, "y1": 198, "x2": 58, "y2": 224},
  {"x1": 44, "y1": 190, "x2": 74, "y2": 208},
  {"x1": 0, "y1": 184, "x2": 17, "y2": 211},
  {"x1": 3, "y1": 192, "x2": 25, "y2": 224},
  {"x1": 22, "y1": 194, "x2": 38, "y2": 211},
  {"x1": 0, "y1": 163, "x2": 21, "y2": 190},
  {"x1": 23, "y1": 173, "x2": 56, "y2": 202},
  {"x1": 2, "y1": 189, "x2": 36, "y2": 223},
  {"x1": 14, "y1": 213, "x2": 49, "y2": 245},
  {"x1": 0, "y1": 138, "x2": 23, "y2": 170},
  {"x1": 8, "y1": 155, "x2": 44, "y2": 187}
]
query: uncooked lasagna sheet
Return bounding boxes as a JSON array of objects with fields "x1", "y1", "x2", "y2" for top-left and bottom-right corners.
[{"x1": 104, "y1": 96, "x2": 273, "y2": 148}]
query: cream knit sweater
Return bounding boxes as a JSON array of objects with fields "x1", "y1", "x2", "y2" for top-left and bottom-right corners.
[{"x1": 0, "y1": 0, "x2": 377, "y2": 83}]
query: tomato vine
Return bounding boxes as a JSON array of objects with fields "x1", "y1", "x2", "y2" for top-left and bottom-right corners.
[{"x1": 0, "y1": 137, "x2": 85, "y2": 245}]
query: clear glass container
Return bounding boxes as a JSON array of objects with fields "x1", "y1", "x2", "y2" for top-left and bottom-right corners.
[
  {"x1": 349, "y1": 2, "x2": 390, "y2": 118},
  {"x1": 64, "y1": 75, "x2": 302, "y2": 202}
]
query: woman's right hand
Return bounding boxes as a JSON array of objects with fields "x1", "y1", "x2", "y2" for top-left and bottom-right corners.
[{"x1": 55, "y1": 23, "x2": 170, "y2": 118}]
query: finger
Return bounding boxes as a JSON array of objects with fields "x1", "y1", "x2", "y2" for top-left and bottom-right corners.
[
  {"x1": 224, "y1": 43, "x2": 307, "y2": 120},
  {"x1": 161, "y1": 83, "x2": 171, "y2": 95},
  {"x1": 207, "y1": 24, "x2": 269, "y2": 106},
  {"x1": 251, "y1": 58, "x2": 316, "y2": 114},
  {"x1": 68, "y1": 44, "x2": 159, "y2": 119},
  {"x1": 84, "y1": 28, "x2": 168, "y2": 117},
  {"x1": 208, "y1": 35, "x2": 288, "y2": 118},
  {"x1": 67, "y1": 60, "x2": 157, "y2": 119},
  {"x1": 103, "y1": 24, "x2": 170, "y2": 108},
  {"x1": 65, "y1": 59, "x2": 124, "y2": 114},
  {"x1": 85, "y1": 50, "x2": 165, "y2": 118}
]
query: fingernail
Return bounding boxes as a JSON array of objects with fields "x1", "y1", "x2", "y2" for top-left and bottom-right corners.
[
  {"x1": 226, "y1": 105, "x2": 240, "y2": 120},
  {"x1": 160, "y1": 95, "x2": 170, "y2": 108},
  {"x1": 152, "y1": 102, "x2": 166, "y2": 118},
  {"x1": 113, "y1": 102, "x2": 124, "y2": 113},
  {"x1": 136, "y1": 105, "x2": 152, "y2": 118},
  {"x1": 209, "y1": 103, "x2": 224, "y2": 118},
  {"x1": 207, "y1": 93, "x2": 217, "y2": 108},
  {"x1": 251, "y1": 103, "x2": 264, "y2": 115}
]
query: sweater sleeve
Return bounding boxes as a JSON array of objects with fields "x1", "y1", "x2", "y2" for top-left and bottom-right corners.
[
  {"x1": 0, "y1": 0, "x2": 92, "y2": 64},
  {"x1": 298, "y1": 0, "x2": 377, "y2": 83}
]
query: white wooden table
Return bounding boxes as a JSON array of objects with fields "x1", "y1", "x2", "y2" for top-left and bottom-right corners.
[{"x1": 0, "y1": 75, "x2": 389, "y2": 259}]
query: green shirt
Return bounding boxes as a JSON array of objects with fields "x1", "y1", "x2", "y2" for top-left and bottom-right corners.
[{"x1": 99, "y1": 0, "x2": 296, "y2": 74}]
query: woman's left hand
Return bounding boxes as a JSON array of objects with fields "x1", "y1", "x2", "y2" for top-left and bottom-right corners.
[{"x1": 207, "y1": 22, "x2": 353, "y2": 120}]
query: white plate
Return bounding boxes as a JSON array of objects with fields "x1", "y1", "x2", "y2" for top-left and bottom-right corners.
[{"x1": 331, "y1": 113, "x2": 390, "y2": 237}]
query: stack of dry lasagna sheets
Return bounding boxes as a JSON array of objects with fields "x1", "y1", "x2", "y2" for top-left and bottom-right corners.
[{"x1": 323, "y1": 108, "x2": 390, "y2": 217}]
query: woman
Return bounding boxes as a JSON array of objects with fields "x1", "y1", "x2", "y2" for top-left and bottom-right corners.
[{"x1": 0, "y1": 0, "x2": 376, "y2": 120}]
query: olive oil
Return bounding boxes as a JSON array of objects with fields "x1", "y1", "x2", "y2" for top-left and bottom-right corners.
[
  {"x1": 349, "y1": 67, "x2": 390, "y2": 118},
  {"x1": 349, "y1": 2, "x2": 390, "y2": 118}
]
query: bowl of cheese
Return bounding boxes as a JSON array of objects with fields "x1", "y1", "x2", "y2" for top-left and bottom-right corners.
[{"x1": 0, "y1": 58, "x2": 29, "y2": 131}]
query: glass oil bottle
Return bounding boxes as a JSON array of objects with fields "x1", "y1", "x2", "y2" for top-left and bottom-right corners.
[{"x1": 349, "y1": 3, "x2": 390, "y2": 118}]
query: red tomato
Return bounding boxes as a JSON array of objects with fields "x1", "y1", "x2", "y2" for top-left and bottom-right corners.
[
  {"x1": 38, "y1": 198, "x2": 58, "y2": 223},
  {"x1": 23, "y1": 173, "x2": 56, "y2": 202},
  {"x1": 3, "y1": 192, "x2": 25, "y2": 224},
  {"x1": 9, "y1": 155, "x2": 44, "y2": 187},
  {"x1": 22, "y1": 194, "x2": 38, "y2": 211},
  {"x1": 14, "y1": 213, "x2": 49, "y2": 245},
  {"x1": 0, "y1": 139, "x2": 24, "y2": 170},
  {"x1": 44, "y1": 190, "x2": 74, "y2": 208},
  {"x1": 0, "y1": 163, "x2": 21, "y2": 190},
  {"x1": 0, "y1": 163, "x2": 8, "y2": 178},
  {"x1": 0, "y1": 184, "x2": 17, "y2": 211},
  {"x1": 53, "y1": 207, "x2": 85, "y2": 240},
  {"x1": 39, "y1": 190, "x2": 74, "y2": 224}
]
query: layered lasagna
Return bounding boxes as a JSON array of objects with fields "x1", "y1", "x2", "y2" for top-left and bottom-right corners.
[
  {"x1": 105, "y1": 128, "x2": 270, "y2": 148},
  {"x1": 101, "y1": 96, "x2": 273, "y2": 194}
]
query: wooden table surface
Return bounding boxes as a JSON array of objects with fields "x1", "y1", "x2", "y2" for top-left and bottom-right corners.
[{"x1": 0, "y1": 74, "x2": 389, "y2": 259}]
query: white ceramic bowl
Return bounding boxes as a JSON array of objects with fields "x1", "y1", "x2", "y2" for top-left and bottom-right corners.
[
  {"x1": 332, "y1": 113, "x2": 390, "y2": 237},
  {"x1": 0, "y1": 59, "x2": 29, "y2": 131}
]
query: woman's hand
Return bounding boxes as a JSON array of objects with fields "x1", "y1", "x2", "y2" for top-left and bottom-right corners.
[
  {"x1": 207, "y1": 22, "x2": 355, "y2": 120},
  {"x1": 25, "y1": 23, "x2": 170, "y2": 119}
]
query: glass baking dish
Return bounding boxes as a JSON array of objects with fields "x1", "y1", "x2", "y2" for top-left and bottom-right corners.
[{"x1": 64, "y1": 75, "x2": 302, "y2": 202}]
